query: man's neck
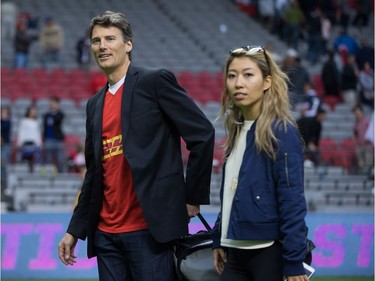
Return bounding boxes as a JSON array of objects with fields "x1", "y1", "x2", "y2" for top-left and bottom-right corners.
[{"x1": 106, "y1": 60, "x2": 131, "y2": 86}]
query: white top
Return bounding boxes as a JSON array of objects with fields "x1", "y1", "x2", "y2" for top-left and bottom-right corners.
[
  {"x1": 108, "y1": 75, "x2": 126, "y2": 95},
  {"x1": 221, "y1": 120, "x2": 274, "y2": 249},
  {"x1": 17, "y1": 118, "x2": 42, "y2": 147}
]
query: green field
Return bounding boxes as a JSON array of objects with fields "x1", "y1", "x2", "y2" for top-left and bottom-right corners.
[{"x1": 1, "y1": 276, "x2": 374, "y2": 281}]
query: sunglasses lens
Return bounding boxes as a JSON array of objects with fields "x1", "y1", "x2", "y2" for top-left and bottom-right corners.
[
  {"x1": 229, "y1": 45, "x2": 271, "y2": 74},
  {"x1": 230, "y1": 46, "x2": 263, "y2": 55}
]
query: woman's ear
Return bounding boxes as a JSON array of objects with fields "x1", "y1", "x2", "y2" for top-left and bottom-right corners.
[{"x1": 263, "y1": 75, "x2": 272, "y2": 93}]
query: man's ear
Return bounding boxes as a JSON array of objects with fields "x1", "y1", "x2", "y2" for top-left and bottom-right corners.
[{"x1": 125, "y1": 40, "x2": 133, "y2": 53}]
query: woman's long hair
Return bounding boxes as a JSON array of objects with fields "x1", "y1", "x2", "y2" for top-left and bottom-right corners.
[{"x1": 219, "y1": 47, "x2": 297, "y2": 160}]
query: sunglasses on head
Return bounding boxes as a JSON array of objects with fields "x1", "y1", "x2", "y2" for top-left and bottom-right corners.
[{"x1": 229, "y1": 45, "x2": 271, "y2": 74}]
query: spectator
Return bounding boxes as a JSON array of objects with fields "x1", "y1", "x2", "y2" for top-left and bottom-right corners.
[
  {"x1": 43, "y1": 97, "x2": 65, "y2": 172},
  {"x1": 14, "y1": 20, "x2": 38, "y2": 68},
  {"x1": 282, "y1": 48, "x2": 310, "y2": 108},
  {"x1": 365, "y1": 112, "x2": 374, "y2": 145},
  {"x1": 320, "y1": 12, "x2": 332, "y2": 56},
  {"x1": 334, "y1": 0, "x2": 351, "y2": 28},
  {"x1": 352, "y1": 0, "x2": 372, "y2": 27},
  {"x1": 1, "y1": 105, "x2": 12, "y2": 194},
  {"x1": 67, "y1": 142, "x2": 86, "y2": 176},
  {"x1": 283, "y1": 0, "x2": 305, "y2": 51},
  {"x1": 321, "y1": 49, "x2": 341, "y2": 98},
  {"x1": 297, "y1": 108, "x2": 327, "y2": 166},
  {"x1": 17, "y1": 105, "x2": 42, "y2": 172},
  {"x1": 1, "y1": 1, "x2": 18, "y2": 39},
  {"x1": 364, "y1": 112, "x2": 374, "y2": 179},
  {"x1": 333, "y1": 28, "x2": 360, "y2": 56},
  {"x1": 39, "y1": 16, "x2": 64, "y2": 69},
  {"x1": 76, "y1": 29, "x2": 91, "y2": 69},
  {"x1": 299, "y1": 81, "x2": 322, "y2": 118},
  {"x1": 358, "y1": 62, "x2": 374, "y2": 110},
  {"x1": 1, "y1": 105, "x2": 12, "y2": 165},
  {"x1": 272, "y1": 0, "x2": 289, "y2": 39},
  {"x1": 257, "y1": 0, "x2": 275, "y2": 31},
  {"x1": 356, "y1": 38, "x2": 374, "y2": 72},
  {"x1": 17, "y1": 11, "x2": 39, "y2": 30},
  {"x1": 341, "y1": 54, "x2": 359, "y2": 108},
  {"x1": 352, "y1": 105, "x2": 373, "y2": 174},
  {"x1": 318, "y1": 0, "x2": 336, "y2": 24},
  {"x1": 305, "y1": 5, "x2": 322, "y2": 65}
]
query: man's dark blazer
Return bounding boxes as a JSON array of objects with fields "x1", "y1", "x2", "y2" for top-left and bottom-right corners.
[{"x1": 67, "y1": 64, "x2": 215, "y2": 258}]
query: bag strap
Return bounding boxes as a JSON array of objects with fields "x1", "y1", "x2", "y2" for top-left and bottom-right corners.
[{"x1": 197, "y1": 213, "x2": 212, "y2": 231}]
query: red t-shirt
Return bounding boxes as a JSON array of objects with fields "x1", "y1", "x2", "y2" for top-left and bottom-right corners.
[{"x1": 98, "y1": 84, "x2": 148, "y2": 233}]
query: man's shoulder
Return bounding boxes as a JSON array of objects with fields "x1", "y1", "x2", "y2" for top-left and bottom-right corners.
[{"x1": 130, "y1": 64, "x2": 174, "y2": 77}]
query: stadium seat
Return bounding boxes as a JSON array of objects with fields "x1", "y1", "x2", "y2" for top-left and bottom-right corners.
[
  {"x1": 312, "y1": 74, "x2": 324, "y2": 97},
  {"x1": 64, "y1": 134, "x2": 82, "y2": 155},
  {"x1": 31, "y1": 68, "x2": 48, "y2": 79},
  {"x1": 319, "y1": 138, "x2": 337, "y2": 165},
  {"x1": 322, "y1": 96, "x2": 341, "y2": 111},
  {"x1": 13, "y1": 68, "x2": 31, "y2": 80}
]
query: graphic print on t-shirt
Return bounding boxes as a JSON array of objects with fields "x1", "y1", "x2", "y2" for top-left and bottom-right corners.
[{"x1": 102, "y1": 135, "x2": 123, "y2": 160}]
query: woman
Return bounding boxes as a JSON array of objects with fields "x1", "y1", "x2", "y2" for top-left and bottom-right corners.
[
  {"x1": 1, "y1": 105, "x2": 12, "y2": 164},
  {"x1": 17, "y1": 105, "x2": 42, "y2": 171},
  {"x1": 358, "y1": 61, "x2": 374, "y2": 110},
  {"x1": 212, "y1": 46, "x2": 309, "y2": 281}
]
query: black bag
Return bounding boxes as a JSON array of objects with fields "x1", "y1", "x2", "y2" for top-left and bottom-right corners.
[
  {"x1": 21, "y1": 141, "x2": 38, "y2": 160},
  {"x1": 174, "y1": 213, "x2": 220, "y2": 281}
]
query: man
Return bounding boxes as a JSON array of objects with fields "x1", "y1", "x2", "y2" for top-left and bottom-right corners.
[
  {"x1": 43, "y1": 96, "x2": 65, "y2": 172},
  {"x1": 40, "y1": 16, "x2": 64, "y2": 68},
  {"x1": 57, "y1": 11, "x2": 215, "y2": 281},
  {"x1": 297, "y1": 108, "x2": 326, "y2": 166}
]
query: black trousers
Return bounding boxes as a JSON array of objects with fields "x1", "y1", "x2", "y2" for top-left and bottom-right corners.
[{"x1": 221, "y1": 242, "x2": 283, "y2": 281}]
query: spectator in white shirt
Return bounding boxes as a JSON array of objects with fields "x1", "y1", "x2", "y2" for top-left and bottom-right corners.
[{"x1": 17, "y1": 105, "x2": 42, "y2": 171}]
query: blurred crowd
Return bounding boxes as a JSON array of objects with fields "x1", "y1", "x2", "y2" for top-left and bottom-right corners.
[
  {"x1": 2, "y1": 1, "x2": 92, "y2": 70},
  {"x1": 1, "y1": 0, "x2": 374, "y2": 179}
]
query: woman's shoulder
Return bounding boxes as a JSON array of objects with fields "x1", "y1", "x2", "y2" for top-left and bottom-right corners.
[{"x1": 273, "y1": 120, "x2": 300, "y2": 139}]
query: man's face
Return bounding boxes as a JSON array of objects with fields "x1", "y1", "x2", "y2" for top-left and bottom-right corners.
[{"x1": 91, "y1": 25, "x2": 132, "y2": 73}]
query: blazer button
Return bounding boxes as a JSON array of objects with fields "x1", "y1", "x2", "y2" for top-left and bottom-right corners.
[{"x1": 256, "y1": 196, "x2": 260, "y2": 200}]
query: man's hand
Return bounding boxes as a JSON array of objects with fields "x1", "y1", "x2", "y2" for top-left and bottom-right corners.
[
  {"x1": 58, "y1": 233, "x2": 78, "y2": 266},
  {"x1": 186, "y1": 204, "x2": 200, "y2": 218}
]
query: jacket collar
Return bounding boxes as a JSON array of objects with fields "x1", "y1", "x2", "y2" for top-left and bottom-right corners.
[{"x1": 121, "y1": 64, "x2": 139, "y2": 151}]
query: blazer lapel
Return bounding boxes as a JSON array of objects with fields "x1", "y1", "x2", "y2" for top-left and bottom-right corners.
[
  {"x1": 93, "y1": 88, "x2": 107, "y2": 163},
  {"x1": 121, "y1": 64, "x2": 139, "y2": 147}
]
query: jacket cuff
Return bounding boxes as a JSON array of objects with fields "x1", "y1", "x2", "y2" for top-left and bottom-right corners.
[{"x1": 283, "y1": 261, "x2": 305, "y2": 277}]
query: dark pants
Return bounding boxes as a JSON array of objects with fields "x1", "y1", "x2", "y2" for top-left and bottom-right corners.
[
  {"x1": 220, "y1": 242, "x2": 283, "y2": 281},
  {"x1": 94, "y1": 229, "x2": 176, "y2": 281}
]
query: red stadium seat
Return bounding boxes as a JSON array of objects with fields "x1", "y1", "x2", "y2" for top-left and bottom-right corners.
[
  {"x1": 322, "y1": 96, "x2": 341, "y2": 111},
  {"x1": 312, "y1": 74, "x2": 324, "y2": 97},
  {"x1": 31, "y1": 68, "x2": 48, "y2": 79},
  {"x1": 13, "y1": 68, "x2": 31, "y2": 80},
  {"x1": 64, "y1": 134, "x2": 82, "y2": 155},
  {"x1": 50, "y1": 68, "x2": 66, "y2": 78},
  {"x1": 319, "y1": 138, "x2": 337, "y2": 165},
  {"x1": 197, "y1": 71, "x2": 216, "y2": 88}
]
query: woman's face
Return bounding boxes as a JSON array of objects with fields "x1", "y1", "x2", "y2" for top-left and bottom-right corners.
[
  {"x1": 1, "y1": 107, "x2": 9, "y2": 119},
  {"x1": 226, "y1": 57, "x2": 270, "y2": 120},
  {"x1": 29, "y1": 107, "x2": 37, "y2": 118}
]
